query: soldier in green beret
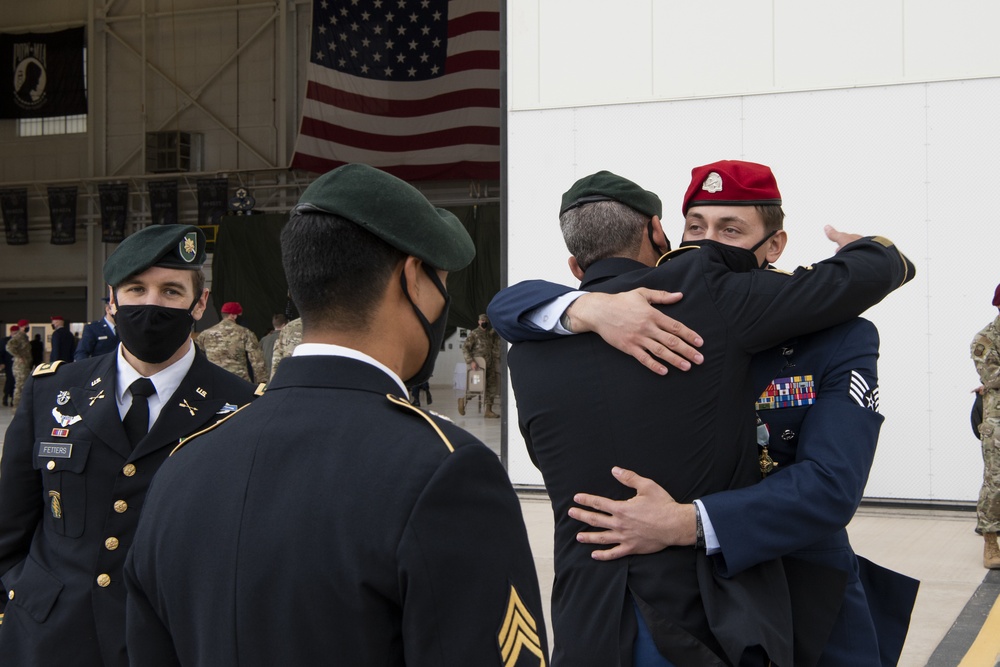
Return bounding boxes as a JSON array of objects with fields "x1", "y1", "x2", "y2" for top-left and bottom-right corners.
[
  {"x1": 0, "y1": 224, "x2": 260, "y2": 667},
  {"x1": 125, "y1": 164, "x2": 548, "y2": 666}
]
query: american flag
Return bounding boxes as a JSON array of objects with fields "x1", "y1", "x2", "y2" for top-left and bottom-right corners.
[{"x1": 290, "y1": 0, "x2": 500, "y2": 180}]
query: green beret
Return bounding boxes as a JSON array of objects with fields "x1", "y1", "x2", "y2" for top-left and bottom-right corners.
[
  {"x1": 103, "y1": 224, "x2": 206, "y2": 286},
  {"x1": 559, "y1": 170, "x2": 662, "y2": 219},
  {"x1": 295, "y1": 163, "x2": 475, "y2": 272}
]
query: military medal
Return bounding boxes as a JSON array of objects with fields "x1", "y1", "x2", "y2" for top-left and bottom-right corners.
[
  {"x1": 756, "y1": 414, "x2": 778, "y2": 478},
  {"x1": 759, "y1": 447, "x2": 778, "y2": 476},
  {"x1": 51, "y1": 428, "x2": 69, "y2": 437}
]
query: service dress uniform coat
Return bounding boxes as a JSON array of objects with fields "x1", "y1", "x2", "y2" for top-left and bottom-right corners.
[
  {"x1": 700, "y1": 320, "x2": 919, "y2": 667},
  {"x1": 74, "y1": 319, "x2": 119, "y2": 360},
  {"x1": 49, "y1": 326, "x2": 75, "y2": 363},
  {"x1": 489, "y1": 236, "x2": 914, "y2": 666},
  {"x1": 0, "y1": 350, "x2": 257, "y2": 667},
  {"x1": 124, "y1": 354, "x2": 548, "y2": 667}
]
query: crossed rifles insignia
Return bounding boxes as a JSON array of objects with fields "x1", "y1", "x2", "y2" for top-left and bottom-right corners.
[{"x1": 497, "y1": 584, "x2": 545, "y2": 667}]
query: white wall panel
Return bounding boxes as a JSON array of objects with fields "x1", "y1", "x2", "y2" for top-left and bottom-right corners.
[
  {"x1": 651, "y1": 1, "x2": 775, "y2": 99},
  {"x1": 512, "y1": 2, "x2": 1000, "y2": 111},
  {"x1": 505, "y1": 79, "x2": 1000, "y2": 502}
]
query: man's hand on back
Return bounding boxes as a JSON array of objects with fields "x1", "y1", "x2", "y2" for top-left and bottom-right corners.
[
  {"x1": 564, "y1": 289, "x2": 704, "y2": 375},
  {"x1": 569, "y1": 467, "x2": 697, "y2": 560}
]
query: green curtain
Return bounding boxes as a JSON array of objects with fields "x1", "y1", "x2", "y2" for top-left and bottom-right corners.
[
  {"x1": 211, "y1": 214, "x2": 289, "y2": 339},
  {"x1": 444, "y1": 203, "x2": 501, "y2": 332},
  {"x1": 209, "y1": 204, "x2": 499, "y2": 340}
]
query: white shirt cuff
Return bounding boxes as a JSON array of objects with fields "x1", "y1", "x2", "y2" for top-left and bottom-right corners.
[
  {"x1": 693, "y1": 499, "x2": 721, "y2": 554},
  {"x1": 524, "y1": 291, "x2": 586, "y2": 335}
]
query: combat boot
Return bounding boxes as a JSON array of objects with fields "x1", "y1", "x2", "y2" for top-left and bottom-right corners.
[
  {"x1": 458, "y1": 397, "x2": 466, "y2": 416},
  {"x1": 985, "y1": 532, "x2": 1000, "y2": 569},
  {"x1": 484, "y1": 403, "x2": 499, "y2": 418}
]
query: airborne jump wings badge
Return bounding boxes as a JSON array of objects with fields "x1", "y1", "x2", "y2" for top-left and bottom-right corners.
[
  {"x1": 51, "y1": 407, "x2": 82, "y2": 427},
  {"x1": 497, "y1": 584, "x2": 545, "y2": 667}
]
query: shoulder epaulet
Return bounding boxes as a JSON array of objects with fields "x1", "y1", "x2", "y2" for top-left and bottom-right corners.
[
  {"x1": 169, "y1": 405, "x2": 249, "y2": 457},
  {"x1": 32, "y1": 361, "x2": 64, "y2": 377},
  {"x1": 654, "y1": 245, "x2": 698, "y2": 267},
  {"x1": 870, "y1": 235, "x2": 894, "y2": 248},
  {"x1": 767, "y1": 266, "x2": 798, "y2": 275},
  {"x1": 385, "y1": 394, "x2": 455, "y2": 453},
  {"x1": 254, "y1": 382, "x2": 266, "y2": 396}
]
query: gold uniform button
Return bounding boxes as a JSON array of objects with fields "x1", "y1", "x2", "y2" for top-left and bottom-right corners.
[
  {"x1": 113, "y1": 500, "x2": 128, "y2": 513},
  {"x1": 105, "y1": 537, "x2": 120, "y2": 551},
  {"x1": 7, "y1": 590, "x2": 13, "y2": 600},
  {"x1": 46, "y1": 460, "x2": 56, "y2": 471},
  {"x1": 96, "y1": 574, "x2": 111, "y2": 588},
  {"x1": 122, "y1": 464, "x2": 136, "y2": 477}
]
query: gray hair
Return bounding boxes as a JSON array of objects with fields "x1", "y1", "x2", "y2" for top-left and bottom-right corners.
[{"x1": 559, "y1": 200, "x2": 649, "y2": 271}]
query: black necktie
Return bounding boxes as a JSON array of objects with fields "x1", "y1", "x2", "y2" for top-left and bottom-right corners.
[{"x1": 123, "y1": 378, "x2": 156, "y2": 448}]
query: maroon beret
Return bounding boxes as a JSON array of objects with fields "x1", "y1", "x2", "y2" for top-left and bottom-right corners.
[
  {"x1": 221, "y1": 302, "x2": 243, "y2": 315},
  {"x1": 17, "y1": 319, "x2": 29, "y2": 328},
  {"x1": 993, "y1": 284, "x2": 1000, "y2": 307},
  {"x1": 683, "y1": 160, "x2": 782, "y2": 214}
]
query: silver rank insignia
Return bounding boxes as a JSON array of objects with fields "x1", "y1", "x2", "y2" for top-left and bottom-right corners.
[
  {"x1": 702, "y1": 171, "x2": 723, "y2": 193},
  {"x1": 56, "y1": 390, "x2": 70, "y2": 406}
]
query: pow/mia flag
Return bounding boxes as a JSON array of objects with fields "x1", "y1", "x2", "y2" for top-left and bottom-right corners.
[{"x1": 0, "y1": 27, "x2": 87, "y2": 119}]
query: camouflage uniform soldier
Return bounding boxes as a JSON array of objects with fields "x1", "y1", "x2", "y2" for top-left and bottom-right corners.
[
  {"x1": 5, "y1": 320, "x2": 32, "y2": 410},
  {"x1": 461, "y1": 313, "x2": 500, "y2": 418},
  {"x1": 971, "y1": 283, "x2": 1000, "y2": 570},
  {"x1": 196, "y1": 302, "x2": 266, "y2": 383},
  {"x1": 269, "y1": 317, "x2": 303, "y2": 380}
]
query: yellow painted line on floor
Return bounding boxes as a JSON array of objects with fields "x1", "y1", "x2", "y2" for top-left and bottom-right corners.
[{"x1": 958, "y1": 584, "x2": 1000, "y2": 667}]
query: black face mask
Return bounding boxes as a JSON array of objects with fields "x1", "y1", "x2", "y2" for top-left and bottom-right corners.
[
  {"x1": 114, "y1": 301, "x2": 197, "y2": 364},
  {"x1": 400, "y1": 264, "x2": 450, "y2": 387},
  {"x1": 748, "y1": 230, "x2": 778, "y2": 268},
  {"x1": 480, "y1": 322, "x2": 490, "y2": 330}
]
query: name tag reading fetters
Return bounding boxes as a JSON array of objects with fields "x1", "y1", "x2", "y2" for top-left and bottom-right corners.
[{"x1": 40, "y1": 443, "x2": 73, "y2": 459}]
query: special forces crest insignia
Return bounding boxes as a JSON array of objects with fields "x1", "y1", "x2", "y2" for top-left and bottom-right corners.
[
  {"x1": 56, "y1": 390, "x2": 70, "y2": 405},
  {"x1": 179, "y1": 232, "x2": 198, "y2": 263}
]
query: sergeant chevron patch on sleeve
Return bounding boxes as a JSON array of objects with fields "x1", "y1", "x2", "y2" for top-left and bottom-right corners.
[
  {"x1": 497, "y1": 584, "x2": 546, "y2": 667},
  {"x1": 849, "y1": 370, "x2": 880, "y2": 412}
]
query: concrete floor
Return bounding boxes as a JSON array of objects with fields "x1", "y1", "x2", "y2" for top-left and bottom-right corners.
[{"x1": 3, "y1": 382, "x2": 999, "y2": 666}]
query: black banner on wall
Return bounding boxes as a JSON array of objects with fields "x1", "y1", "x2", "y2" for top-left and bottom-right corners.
[
  {"x1": 48, "y1": 185, "x2": 77, "y2": 245},
  {"x1": 148, "y1": 179, "x2": 178, "y2": 226},
  {"x1": 197, "y1": 178, "x2": 229, "y2": 226},
  {"x1": 0, "y1": 27, "x2": 88, "y2": 119},
  {"x1": 1, "y1": 188, "x2": 28, "y2": 245},
  {"x1": 98, "y1": 182, "x2": 128, "y2": 243}
]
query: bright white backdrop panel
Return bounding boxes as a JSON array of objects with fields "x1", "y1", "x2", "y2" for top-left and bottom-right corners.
[{"x1": 505, "y1": 79, "x2": 1000, "y2": 502}]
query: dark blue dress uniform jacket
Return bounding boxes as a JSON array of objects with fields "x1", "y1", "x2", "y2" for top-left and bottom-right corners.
[
  {"x1": 74, "y1": 319, "x2": 120, "y2": 360},
  {"x1": 124, "y1": 355, "x2": 548, "y2": 667},
  {"x1": 0, "y1": 350, "x2": 257, "y2": 667},
  {"x1": 489, "y1": 237, "x2": 915, "y2": 667},
  {"x1": 701, "y1": 320, "x2": 919, "y2": 667}
]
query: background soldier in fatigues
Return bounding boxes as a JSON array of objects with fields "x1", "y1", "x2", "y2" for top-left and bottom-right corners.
[
  {"x1": 124, "y1": 163, "x2": 547, "y2": 666},
  {"x1": 0, "y1": 225, "x2": 258, "y2": 667},
  {"x1": 5, "y1": 319, "x2": 32, "y2": 409},
  {"x1": 970, "y1": 283, "x2": 1000, "y2": 570},
  {"x1": 196, "y1": 301, "x2": 266, "y2": 383},
  {"x1": 460, "y1": 313, "x2": 501, "y2": 417},
  {"x1": 268, "y1": 316, "x2": 302, "y2": 380}
]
